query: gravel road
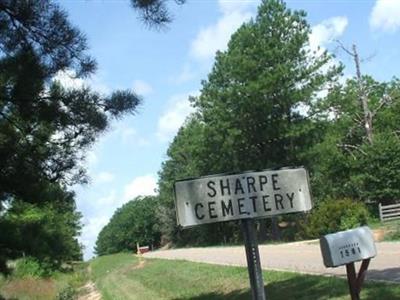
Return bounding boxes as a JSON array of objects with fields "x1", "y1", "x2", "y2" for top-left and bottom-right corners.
[{"x1": 144, "y1": 241, "x2": 400, "y2": 283}]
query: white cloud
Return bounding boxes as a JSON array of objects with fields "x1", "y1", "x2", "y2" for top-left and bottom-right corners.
[
  {"x1": 85, "y1": 150, "x2": 98, "y2": 166},
  {"x1": 308, "y1": 16, "x2": 349, "y2": 79},
  {"x1": 218, "y1": 0, "x2": 255, "y2": 14},
  {"x1": 190, "y1": 1, "x2": 255, "y2": 61},
  {"x1": 96, "y1": 190, "x2": 118, "y2": 206},
  {"x1": 117, "y1": 126, "x2": 137, "y2": 144},
  {"x1": 108, "y1": 121, "x2": 150, "y2": 146},
  {"x1": 309, "y1": 16, "x2": 348, "y2": 52},
  {"x1": 157, "y1": 92, "x2": 197, "y2": 141},
  {"x1": 95, "y1": 171, "x2": 115, "y2": 183},
  {"x1": 370, "y1": 0, "x2": 400, "y2": 32},
  {"x1": 123, "y1": 174, "x2": 158, "y2": 202},
  {"x1": 133, "y1": 79, "x2": 153, "y2": 96},
  {"x1": 121, "y1": 128, "x2": 137, "y2": 142},
  {"x1": 88, "y1": 75, "x2": 110, "y2": 95},
  {"x1": 53, "y1": 70, "x2": 85, "y2": 89},
  {"x1": 136, "y1": 137, "x2": 150, "y2": 147},
  {"x1": 53, "y1": 70, "x2": 110, "y2": 94},
  {"x1": 81, "y1": 215, "x2": 110, "y2": 260},
  {"x1": 170, "y1": 63, "x2": 196, "y2": 84}
]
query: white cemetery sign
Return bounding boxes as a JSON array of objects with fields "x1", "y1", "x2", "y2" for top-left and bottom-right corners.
[{"x1": 174, "y1": 167, "x2": 312, "y2": 228}]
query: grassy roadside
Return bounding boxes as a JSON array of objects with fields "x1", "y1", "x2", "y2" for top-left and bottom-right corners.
[
  {"x1": 91, "y1": 253, "x2": 400, "y2": 300},
  {"x1": 369, "y1": 219, "x2": 400, "y2": 241},
  {"x1": 381, "y1": 220, "x2": 400, "y2": 241},
  {"x1": 0, "y1": 262, "x2": 88, "y2": 300}
]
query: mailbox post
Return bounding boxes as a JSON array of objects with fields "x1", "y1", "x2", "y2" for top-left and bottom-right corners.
[{"x1": 319, "y1": 226, "x2": 377, "y2": 300}]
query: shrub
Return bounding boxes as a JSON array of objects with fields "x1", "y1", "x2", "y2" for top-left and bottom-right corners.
[
  {"x1": 0, "y1": 272, "x2": 5, "y2": 288},
  {"x1": 13, "y1": 257, "x2": 46, "y2": 278},
  {"x1": 301, "y1": 198, "x2": 370, "y2": 239},
  {"x1": 56, "y1": 285, "x2": 75, "y2": 300}
]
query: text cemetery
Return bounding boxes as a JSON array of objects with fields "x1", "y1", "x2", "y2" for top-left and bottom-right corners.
[{"x1": 175, "y1": 168, "x2": 311, "y2": 227}]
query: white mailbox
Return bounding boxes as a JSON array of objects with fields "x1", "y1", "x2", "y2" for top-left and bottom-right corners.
[{"x1": 320, "y1": 226, "x2": 377, "y2": 268}]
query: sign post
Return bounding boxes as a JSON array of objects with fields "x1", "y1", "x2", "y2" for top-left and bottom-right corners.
[
  {"x1": 241, "y1": 218, "x2": 266, "y2": 300},
  {"x1": 319, "y1": 226, "x2": 377, "y2": 300},
  {"x1": 174, "y1": 167, "x2": 312, "y2": 300}
]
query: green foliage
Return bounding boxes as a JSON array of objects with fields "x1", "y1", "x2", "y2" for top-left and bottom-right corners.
[
  {"x1": 130, "y1": 0, "x2": 186, "y2": 27},
  {"x1": 0, "y1": 1, "x2": 141, "y2": 204},
  {"x1": 0, "y1": 0, "x2": 140, "y2": 271},
  {"x1": 157, "y1": 0, "x2": 340, "y2": 246},
  {"x1": 95, "y1": 196, "x2": 161, "y2": 256},
  {"x1": 301, "y1": 198, "x2": 370, "y2": 238},
  {"x1": 387, "y1": 230, "x2": 400, "y2": 241},
  {"x1": 0, "y1": 262, "x2": 88, "y2": 300},
  {"x1": 53, "y1": 263, "x2": 88, "y2": 291},
  {"x1": 56, "y1": 285, "x2": 75, "y2": 300},
  {"x1": 0, "y1": 185, "x2": 82, "y2": 268},
  {"x1": 354, "y1": 133, "x2": 400, "y2": 203},
  {"x1": 194, "y1": 0, "x2": 340, "y2": 173},
  {"x1": 13, "y1": 257, "x2": 46, "y2": 278},
  {"x1": 310, "y1": 77, "x2": 400, "y2": 204},
  {"x1": 91, "y1": 253, "x2": 137, "y2": 282},
  {"x1": 383, "y1": 221, "x2": 400, "y2": 241}
]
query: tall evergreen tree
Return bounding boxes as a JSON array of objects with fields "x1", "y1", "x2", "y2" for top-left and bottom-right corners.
[
  {"x1": 157, "y1": 0, "x2": 342, "y2": 244},
  {"x1": 0, "y1": 1, "x2": 141, "y2": 205},
  {"x1": 194, "y1": 0, "x2": 341, "y2": 173}
]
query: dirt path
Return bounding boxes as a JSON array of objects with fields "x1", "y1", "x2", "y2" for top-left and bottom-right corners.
[
  {"x1": 77, "y1": 281, "x2": 101, "y2": 300},
  {"x1": 77, "y1": 266, "x2": 102, "y2": 300},
  {"x1": 144, "y1": 241, "x2": 400, "y2": 283}
]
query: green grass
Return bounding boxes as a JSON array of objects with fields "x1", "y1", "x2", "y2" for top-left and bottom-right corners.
[
  {"x1": 368, "y1": 219, "x2": 400, "y2": 241},
  {"x1": 90, "y1": 253, "x2": 400, "y2": 300},
  {"x1": 0, "y1": 262, "x2": 88, "y2": 300},
  {"x1": 382, "y1": 220, "x2": 400, "y2": 241}
]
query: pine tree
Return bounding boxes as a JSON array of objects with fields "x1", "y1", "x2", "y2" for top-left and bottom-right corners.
[{"x1": 0, "y1": 1, "x2": 141, "y2": 204}]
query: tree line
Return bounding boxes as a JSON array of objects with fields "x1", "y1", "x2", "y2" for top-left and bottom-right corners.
[{"x1": 95, "y1": 0, "x2": 400, "y2": 255}]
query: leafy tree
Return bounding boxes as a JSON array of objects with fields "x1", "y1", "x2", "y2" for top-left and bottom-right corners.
[
  {"x1": 157, "y1": 116, "x2": 241, "y2": 246},
  {"x1": 300, "y1": 198, "x2": 369, "y2": 238},
  {"x1": 157, "y1": 117, "x2": 203, "y2": 245},
  {"x1": 0, "y1": 184, "x2": 82, "y2": 269},
  {"x1": 95, "y1": 196, "x2": 161, "y2": 256},
  {"x1": 311, "y1": 76, "x2": 400, "y2": 204}
]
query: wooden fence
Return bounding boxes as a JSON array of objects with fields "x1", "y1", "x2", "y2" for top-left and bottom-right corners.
[{"x1": 379, "y1": 203, "x2": 400, "y2": 222}]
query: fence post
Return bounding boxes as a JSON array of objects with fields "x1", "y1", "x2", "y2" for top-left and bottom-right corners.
[{"x1": 378, "y1": 203, "x2": 382, "y2": 222}]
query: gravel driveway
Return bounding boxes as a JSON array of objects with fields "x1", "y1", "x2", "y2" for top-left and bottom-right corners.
[{"x1": 144, "y1": 241, "x2": 400, "y2": 283}]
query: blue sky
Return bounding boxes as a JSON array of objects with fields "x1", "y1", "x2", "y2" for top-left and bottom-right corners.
[{"x1": 58, "y1": 0, "x2": 400, "y2": 260}]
